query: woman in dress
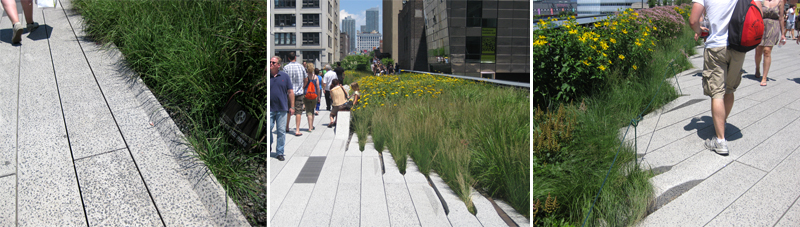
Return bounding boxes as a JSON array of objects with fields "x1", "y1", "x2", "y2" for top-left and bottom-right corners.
[
  {"x1": 755, "y1": 0, "x2": 785, "y2": 87},
  {"x1": 303, "y1": 63, "x2": 321, "y2": 132}
]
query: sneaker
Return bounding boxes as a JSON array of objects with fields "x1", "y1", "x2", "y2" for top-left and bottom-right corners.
[
  {"x1": 705, "y1": 137, "x2": 729, "y2": 156},
  {"x1": 12, "y1": 22, "x2": 24, "y2": 44},
  {"x1": 27, "y1": 22, "x2": 39, "y2": 32},
  {"x1": 277, "y1": 155, "x2": 285, "y2": 161}
]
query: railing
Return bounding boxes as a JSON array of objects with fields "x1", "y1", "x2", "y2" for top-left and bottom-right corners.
[{"x1": 399, "y1": 69, "x2": 530, "y2": 89}]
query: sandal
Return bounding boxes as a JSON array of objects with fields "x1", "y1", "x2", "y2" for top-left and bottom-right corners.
[
  {"x1": 760, "y1": 81, "x2": 767, "y2": 86},
  {"x1": 754, "y1": 71, "x2": 761, "y2": 79},
  {"x1": 294, "y1": 132, "x2": 303, "y2": 136}
]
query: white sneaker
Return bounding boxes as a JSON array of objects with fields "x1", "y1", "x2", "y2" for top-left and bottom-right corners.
[
  {"x1": 705, "y1": 137, "x2": 729, "y2": 156},
  {"x1": 12, "y1": 22, "x2": 23, "y2": 44}
]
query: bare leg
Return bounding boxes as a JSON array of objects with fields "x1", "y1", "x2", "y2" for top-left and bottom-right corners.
[
  {"x1": 761, "y1": 46, "x2": 773, "y2": 85},
  {"x1": 724, "y1": 93, "x2": 734, "y2": 120},
  {"x1": 307, "y1": 113, "x2": 314, "y2": 130},
  {"x1": 755, "y1": 46, "x2": 763, "y2": 76},
  {"x1": 1, "y1": 0, "x2": 20, "y2": 24},
  {"x1": 21, "y1": 0, "x2": 33, "y2": 25},
  {"x1": 286, "y1": 112, "x2": 292, "y2": 131},
  {"x1": 711, "y1": 98, "x2": 727, "y2": 140},
  {"x1": 294, "y1": 113, "x2": 301, "y2": 134}
]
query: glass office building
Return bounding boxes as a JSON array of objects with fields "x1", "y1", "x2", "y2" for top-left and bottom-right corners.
[{"x1": 421, "y1": 0, "x2": 529, "y2": 82}]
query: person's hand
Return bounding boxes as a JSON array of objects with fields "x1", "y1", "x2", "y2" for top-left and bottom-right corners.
[{"x1": 289, "y1": 108, "x2": 294, "y2": 115}]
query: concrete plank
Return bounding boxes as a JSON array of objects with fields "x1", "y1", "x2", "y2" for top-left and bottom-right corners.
[
  {"x1": 330, "y1": 156, "x2": 361, "y2": 226},
  {"x1": 271, "y1": 184, "x2": 315, "y2": 227},
  {"x1": 738, "y1": 117, "x2": 800, "y2": 171},
  {"x1": 0, "y1": 13, "x2": 18, "y2": 177},
  {"x1": 471, "y1": 190, "x2": 507, "y2": 227},
  {"x1": 404, "y1": 159, "x2": 451, "y2": 227},
  {"x1": 16, "y1": 10, "x2": 85, "y2": 226},
  {"x1": 775, "y1": 197, "x2": 800, "y2": 227},
  {"x1": 494, "y1": 200, "x2": 529, "y2": 227},
  {"x1": 706, "y1": 150, "x2": 800, "y2": 226},
  {"x1": 641, "y1": 162, "x2": 765, "y2": 226},
  {"x1": 298, "y1": 155, "x2": 344, "y2": 226},
  {"x1": 0, "y1": 175, "x2": 15, "y2": 226},
  {"x1": 361, "y1": 146, "x2": 390, "y2": 226},
  {"x1": 787, "y1": 98, "x2": 800, "y2": 111},
  {"x1": 648, "y1": 151, "x2": 734, "y2": 205},
  {"x1": 269, "y1": 156, "x2": 308, "y2": 220},
  {"x1": 112, "y1": 107, "x2": 215, "y2": 226},
  {"x1": 44, "y1": 9, "x2": 125, "y2": 159},
  {"x1": 310, "y1": 139, "x2": 333, "y2": 156},
  {"x1": 382, "y1": 152, "x2": 422, "y2": 227},
  {"x1": 429, "y1": 172, "x2": 482, "y2": 226},
  {"x1": 74, "y1": 149, "x2": 162, "y2": 226}
]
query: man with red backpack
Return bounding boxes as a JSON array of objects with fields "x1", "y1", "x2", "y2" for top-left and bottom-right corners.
[{"x1": 690, "y1": 0, "x2": 762, "y2": 156}]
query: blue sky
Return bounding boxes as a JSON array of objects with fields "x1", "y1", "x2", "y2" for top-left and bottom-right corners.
[{"x1": 339, "y1": 0, "x2": 382, "y2": 33}]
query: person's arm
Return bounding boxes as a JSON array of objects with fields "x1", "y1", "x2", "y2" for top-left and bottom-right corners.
[
  {"x1": 690, "y1": 2, "x2": 706, "y2": 40},
  {"x1": 781, "y1": 1, "x2": 787, "y2": 42},
  {"x1": 353, "y1": 93, "x2": 359, "y2": 106},
  {"x1": 288, "y1": 89, "x2": 294, "y2": 115},
  {"x1": 754, "y1": 0, "x2": 763, "y2": 14}
]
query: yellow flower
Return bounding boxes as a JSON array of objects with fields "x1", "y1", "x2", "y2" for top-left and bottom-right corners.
[
  {"x1": 602, "y1": 53, "x2": 607, "y2": 57},
  {"x1": 610, "y1": 38, "x2": 616, "y2": 44},
  {"x1": 633, "y1": 12, "x2": 639, "y2": 16},
  {"x1": 583, "y1": 60, "x2": 590, "y2": 66},
  {"x1": 643, "y1": 31, "x2": 648, "y2": 37},
  {"x1": 622, "y1": 29, "x2": 628, "y2": 34},
  {"x1": 635, "y1": 41, "x2": 642, "y2": 46},
  {"x1": 569, "y1": 29, "x2": 577, "y2": 34},
  {"x1": 539, "y1": 35, "x2": 546, "y2": 40},
  {"x1": 598, "y1": 65, "x2": 606, "y2": 71},
  {"x1": 613, "y1": 21, "x2": 618, "y2": 26},
  {"x1": 608, "y1": 60, "x2": 612, "y2": 65},
  {"x1": 619, "y1": 55, "x2": 624, "y2": 60},
  {"x1": 594, "y1": 23, "x2": 601, "y2": 28},
  {"x1": 633, "y1": 65, "x2": 638, "y2": 70},
  {"x1": 653, "y1": 26, "x2": 657, "y2": 31}
]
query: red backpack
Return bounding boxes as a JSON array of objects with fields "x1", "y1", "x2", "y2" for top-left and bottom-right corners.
[
  {"x1": 728, "y1": 0, "x2": 764, "y2": 52},
  {"x1": 305, "y1": 77, "x2": 318, "y2": 100}
]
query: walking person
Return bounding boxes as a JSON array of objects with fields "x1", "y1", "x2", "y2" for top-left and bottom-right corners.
[
  {"x1": 315, "y1": 68, "x2": 323, "y2": 115},
  {"x1": 269, "y1": 56, "x2": 293, "y2": 161},
  {"x1": 284, "y1": 52, "x2": 307, "y2": 136},
  {"x1": 2, "y1": 0, "x2": 39, "y2": 44},
  {"x1": 323, "y1": 64, "x2": 337, "y2": 111},
  {"x1": 754, "y1": 0, "x2": 785, "y2": 87},
  {"x1": 328, "y1": 79, "x2": 348, "y2": 128},
  {"x1": 690, "y1": 0, "x2": 762, "y2": 156},
  {"x1": 785, "y1": 5, "x2": 795, "y2": 40},
  {"x1": 334, "y1": 62, "x2": 345, "y2": 85},
  {"x1": 304, "y1": 63, "x2": 321, "y2": 132}
]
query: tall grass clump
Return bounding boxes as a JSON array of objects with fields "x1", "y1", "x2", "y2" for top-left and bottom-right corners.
[
  {"x1": 531, "y1": 4, "x2": 698, "y2": 226},
  {"x1": 352, "y1": 72, "x2": 530, "y2": 217},
  {"x1": 73, "y1": 0, "x2": 266, "y2": 225}
]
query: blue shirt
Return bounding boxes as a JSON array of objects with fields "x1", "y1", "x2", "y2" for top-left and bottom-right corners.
[{"x1": 270, "y1": 71, "x2": 292, "y2": 112}]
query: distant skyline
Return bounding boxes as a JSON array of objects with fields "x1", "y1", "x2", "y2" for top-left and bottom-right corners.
[{"x1": 339, "y1": 0, "x2": 381, "y2": 33}]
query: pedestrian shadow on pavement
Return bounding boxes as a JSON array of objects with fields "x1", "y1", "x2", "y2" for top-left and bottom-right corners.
[
  {"x1": 742, "y1": 73, "x2": 776, "y2": 83},
  {"x1": 683, "y1": 116, "x2": 742, "y2": 141},
  {"x1": 789, "y1": 78, "x2": 800, "y2": 84},
  {"x1": 0, "y1": 24, "x2": 53, "y2": 44}
]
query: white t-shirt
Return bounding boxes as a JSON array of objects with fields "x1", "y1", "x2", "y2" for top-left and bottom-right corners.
[
  {"x1": 323, "y1": 70, "x2": 337, "y2": 91},
  {"x1": 693, "y1": 0, "x2": 762, "y2": 48},
  {"x1": 788, "y1": 8, "x2": 795, "y2": 22}
]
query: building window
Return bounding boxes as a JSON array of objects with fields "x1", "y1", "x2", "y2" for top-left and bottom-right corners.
[
  {"x1": 329, "y1": 36, "x2": 332, "y2": 48},
  {"x1": 274, "y1": 0, "x2": 295, "y2": 8},
  {"x1": 275, "y1": 14, "x2": 296, "y2": 27},
  {"x1": 303, "y1": 33, "x2": 320, "y2": 45},
  {"x1": 303, "y1": 14, "x2": 320, "y2": 27},
  {"x1": 328, "y1": 2, "x2": 332, "y2": 15},
  {"x1": 274, "y1": 33, "x2": 296, "y2": 45},
  {"x1": 303, "y1": 51, "x2": 319, "y2": 63},
  {"x1": 467, "y1": 0, "x2": 482, "y2": 27},
  {"x1": 329, "y1": 19, "x2": 332, "y2": 32},
  {"x1": 466, "y1": 36, "x2": 481, "y2": 63},
  {"x1": 302, "y1": 0, "x2": 319, "y2": 8}
]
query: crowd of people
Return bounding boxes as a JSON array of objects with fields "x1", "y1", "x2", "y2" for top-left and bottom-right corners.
[
  {"x1": 268, "y1": 52, "x2": 360, "y2": 161},
  {"x1": 371, "y1": 57, "x2": 400, "y2": 76}
]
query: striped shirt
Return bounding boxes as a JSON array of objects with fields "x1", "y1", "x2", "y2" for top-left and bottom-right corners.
[{"x1": 283, "y1": 62, "x2": 307, "y2": 96}]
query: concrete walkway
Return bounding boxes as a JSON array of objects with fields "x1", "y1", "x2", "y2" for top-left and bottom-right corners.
[
  {"x1": 0, "y1": 1, "x2": 247, "y2": 226},
  {"x1": 635, "y1": 43, "x2": 800, "y2": 226},
  {"x1": 269, "y1": 99, "x2": 529, "y2": 226}
]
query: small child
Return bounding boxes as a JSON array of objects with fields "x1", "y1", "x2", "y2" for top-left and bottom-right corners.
[{"x1": 347, "y1": 82, "x2": 360, "y2": 109}]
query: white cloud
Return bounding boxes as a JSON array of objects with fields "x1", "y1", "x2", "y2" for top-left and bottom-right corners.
[{"x1": 340, "y1": 9, "x2": 366, "y2": 29}]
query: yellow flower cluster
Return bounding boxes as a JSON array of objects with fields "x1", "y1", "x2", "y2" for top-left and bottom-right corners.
[{"x1": 351, "y1": 73, "x2": 465, "y2": 112}]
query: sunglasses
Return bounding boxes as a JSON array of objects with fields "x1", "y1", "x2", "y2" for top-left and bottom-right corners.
[{"x1": 270, "y1": 61, "x2": 279, "y2": 65}]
